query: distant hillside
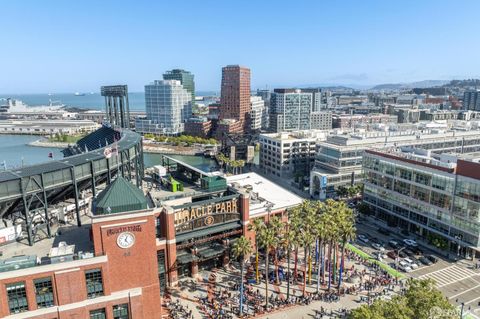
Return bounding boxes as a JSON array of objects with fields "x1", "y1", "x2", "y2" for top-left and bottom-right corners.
[
  {"x1": 443, "y1": 79, "x2": 480, "y2": 88},
  {"x1": 371, "y1": 80, "x2": 449, "y2": 90}
]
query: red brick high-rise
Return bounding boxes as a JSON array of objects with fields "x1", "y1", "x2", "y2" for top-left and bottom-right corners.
[{"x1": 219, "y1": 65, "x2": 251, "y2": 133}]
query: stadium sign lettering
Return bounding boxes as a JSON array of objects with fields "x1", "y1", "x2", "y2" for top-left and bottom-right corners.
[
  {"x1": 174, "y1": 198, "x2": 238, "y2": 225},
  {"x1": 107, "y1": 225, "x2": 142, "y2": 236}
]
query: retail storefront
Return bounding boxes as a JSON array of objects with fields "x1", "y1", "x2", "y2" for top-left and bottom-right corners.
[{"x1": 158, "y1": 191, "x2": 249, "y2": 284}]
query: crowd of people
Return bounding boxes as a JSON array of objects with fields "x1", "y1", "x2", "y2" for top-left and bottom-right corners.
[
  {"x1": 198, "y1": 288, "x2": 235, "y2": 319},
  {"x1": 166, "y1": 248, "x2": 404, "y2": 318},
  {"x1": 166, "y1": 299, "x2": 194, "y2": 319}
]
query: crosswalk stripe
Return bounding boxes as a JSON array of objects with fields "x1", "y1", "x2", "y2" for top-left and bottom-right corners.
[{"x1": 418, "y1": 265, "x2": 480, "y2": 288}]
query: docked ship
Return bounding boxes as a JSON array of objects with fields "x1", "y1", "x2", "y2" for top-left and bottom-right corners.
[{"x1": 0, "y1": 98, "x2": 65, "y2": 113}]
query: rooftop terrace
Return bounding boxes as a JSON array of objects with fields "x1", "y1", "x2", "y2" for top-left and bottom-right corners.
[
  {"x1": 0, "y1": 214, "x2": 94, "y2": 271},
  {"x1": 226, "y1": 172, "x2": 303, "y2": 217}
]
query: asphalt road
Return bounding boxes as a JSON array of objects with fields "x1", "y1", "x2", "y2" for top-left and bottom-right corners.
[{"x1": 354, "y1": 215, "x2": 480, "y2": 317}]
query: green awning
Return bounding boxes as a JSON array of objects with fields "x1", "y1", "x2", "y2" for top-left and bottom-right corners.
[
  {"x1": 198, "y1": 245, "x2": 225, "y2": 259},
  {"x1": 176, "y1": 254, "x2": 199, "y2": 264},
  {"x1": 176, "y1": 221, "x2": 241, "y2": 243}
]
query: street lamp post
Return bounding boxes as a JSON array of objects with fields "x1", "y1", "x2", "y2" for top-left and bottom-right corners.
[{"x1": 456, "y1": 299, "x2": 465, "y2": 319}]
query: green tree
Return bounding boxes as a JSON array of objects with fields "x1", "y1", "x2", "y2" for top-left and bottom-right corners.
[
  {"x1": 248, "y1": 218, "x2": 264, "y2": 283},
  {"x1": 337, "y1": 186, "x2": 348, "y2": 198},
  {"x1": 357, "y1": 202, "x2": 371, "y2": 216},
  {"x1": 282, "y1": 214, "x2": 298, "y2": 300},
  {"x1": 288, "y1": 206, "x2": 303, "y2": 288},
  {"x1": 237, "y1": 160, "x2": 245, "y2": 174},
  {"x1": 231, "y1": 236, "x2": 253, "y2": 317},
  {"x1": 269, "y1": 216, "x2": 284, "y2": 283},
  {"x1": 257, "y1": 220, "x2": 276, "y2": 310},
  {"x1": 348, "y1": 279, "x2": 458, "y2": 319},
  {"x1": 335, "y1": 201, "x2": 356, "y2": 289},
  {"x1": 315, "y1": 210, "x2": 328, "y2": 292},
  {"x1": 347, "y1": 185, "x2": 358, "y2": 198}
]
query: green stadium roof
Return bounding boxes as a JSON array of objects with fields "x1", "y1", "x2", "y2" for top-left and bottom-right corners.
[{"x1": 94, "y1": 176, "x2": 147, "y2": 215}]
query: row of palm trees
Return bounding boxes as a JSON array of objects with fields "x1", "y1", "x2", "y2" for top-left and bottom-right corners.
[
  {"x1": 232, "y1": 199, "x2": 356, "y2": 313},
  {"x1": 215, "y1": 153, "x2": 245, "y2": 175}
]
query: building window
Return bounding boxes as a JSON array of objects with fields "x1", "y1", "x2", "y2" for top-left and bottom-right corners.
[
  {"x1": 90, "y1": 308, "x2": 106, "y2": 319},
  {"x1": 157, "y1": 250, "x2": 167, "y2": 294},
  {"x1": 6, "y1": 282, "x2": 28, "y2": 313},
  {"x1": 113, "y1": 303, "x2": 129, "y2": 319},
  {"x1": 34, "y1": 277, "x2": 54, "y2": 308},
  {"x1": 85, "y1": 269, "x2": 104, "y2": 298}
]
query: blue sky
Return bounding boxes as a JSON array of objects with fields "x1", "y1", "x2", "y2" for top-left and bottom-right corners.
[{"x1": 1, "y1": 0, "x2": 479, "y2": 93}]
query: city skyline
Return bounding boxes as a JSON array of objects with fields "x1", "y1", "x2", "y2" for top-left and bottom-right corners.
[{"x1": 2, "y1": 0, "x2": 480, "y2": 93}]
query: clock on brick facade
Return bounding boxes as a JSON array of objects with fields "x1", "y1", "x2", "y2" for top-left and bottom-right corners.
[{"x1": 117, "y1": 232, "x2": 135, "y2": 249}]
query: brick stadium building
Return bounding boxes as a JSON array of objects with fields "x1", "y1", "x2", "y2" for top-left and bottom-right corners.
[{"x1": 0, "y1": 168, "x2": 301, "y2": 318}]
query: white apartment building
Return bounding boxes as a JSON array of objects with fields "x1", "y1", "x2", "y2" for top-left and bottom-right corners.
[
  {"x1": 269, "y1": 89, "x2": 313, "y2": 132},
  {"x1": 135, "y1": 80, "x2": 192, "y2": 135},
  {"x1": 259, "y1": 130, "x2": 327, "y2": 188},
  {"x1": 250, "y1": 96, "x2": 266, "y2": 131}
]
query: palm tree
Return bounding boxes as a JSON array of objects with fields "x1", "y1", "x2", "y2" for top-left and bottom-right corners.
[
  {"x1": 288, "y1": 206, "x2": 302, "y2": 282},
  {"x1": 318, "y1": 200, "x2": 337, "y2": 291},
  {"x1": 257, "y1": 221, "x2": 276, "y2": 310},
  {"x1": 237, "y1": 159, "x2": 245, "y2": 174},
  {"x1": 284, "y1": 204, "x2": 308, "y2": 300},
  {"x1": 336, "y1": 202, "x2": 356, "y2": 290},
  {"x1": 315, "y1": 209, "x2": 328, "y2": 293},
  {"x1": 302, "y1": 202, "x2": 317, "y2": 287},
  {"x1": 232, "y1": 236, "x2": 253, "y2": 317},
  {"x1": 282, "y1": 218, "x2": 296, "y2": 300},
  {"x1": 320, "y1": 214, "x2": 332, "y2": 286},
  {"x1": 248, "y1": 218, "x2": 264, "y2": 283},
  {"x1": 216, "y1": 153, "x2": 228, "y2": 172},
  {"x1": 269, "y1": 216, "x2": 284, "y2": 283}
]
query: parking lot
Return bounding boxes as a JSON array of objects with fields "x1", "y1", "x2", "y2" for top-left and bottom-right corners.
[{"x1": 354, "y1": 214, "x2": 480, "y2": 316}]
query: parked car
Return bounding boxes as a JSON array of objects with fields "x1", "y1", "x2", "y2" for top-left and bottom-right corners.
[
  {"x1": 358, "y1": 234, "x2": 369, "y2": 243},
  {"x1": 387, "y1": 251, "x2": 398, "y2": 259},
  {"x1": 398, "y1": 250, "x2": 407, "y2": 258},
  {"x1": 377, "y1": 227, "x2": 390, "y2": 236},
  {"x1": 388, "y1": 240, "x2": 400, "y2": 249},
  {"x1": 372, "y1": 243, "x2": 385, "y2": 251},
  {"x1": 404, "y1": 249, "x2": 415, "y2": 257},
  {"x1": 419, "y1": 256, "x2": 432, "y2": 266},
  {"x1": 403, "y1": 257, "x2": 419, "y2": 269},
  {"x1": 403, "y1": 239, "x2": 418, "y2": 247},
  {"x1": 411, "y1": 246, "x2": 423, "y2": 255},
  {"x1": 427, "y1": 255, "x2": 438, "y2": 263},
  {"x1": 399, "y1": 264, "x2": 413, "y2": 272},
  {"x1": 398, "y1": 261, "x2": 412, "y2": 272}
]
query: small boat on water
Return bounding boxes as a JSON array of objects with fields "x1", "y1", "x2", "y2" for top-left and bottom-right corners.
[{"x1": 74, "y1": 92, "x2": 85, "y2": 96}]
